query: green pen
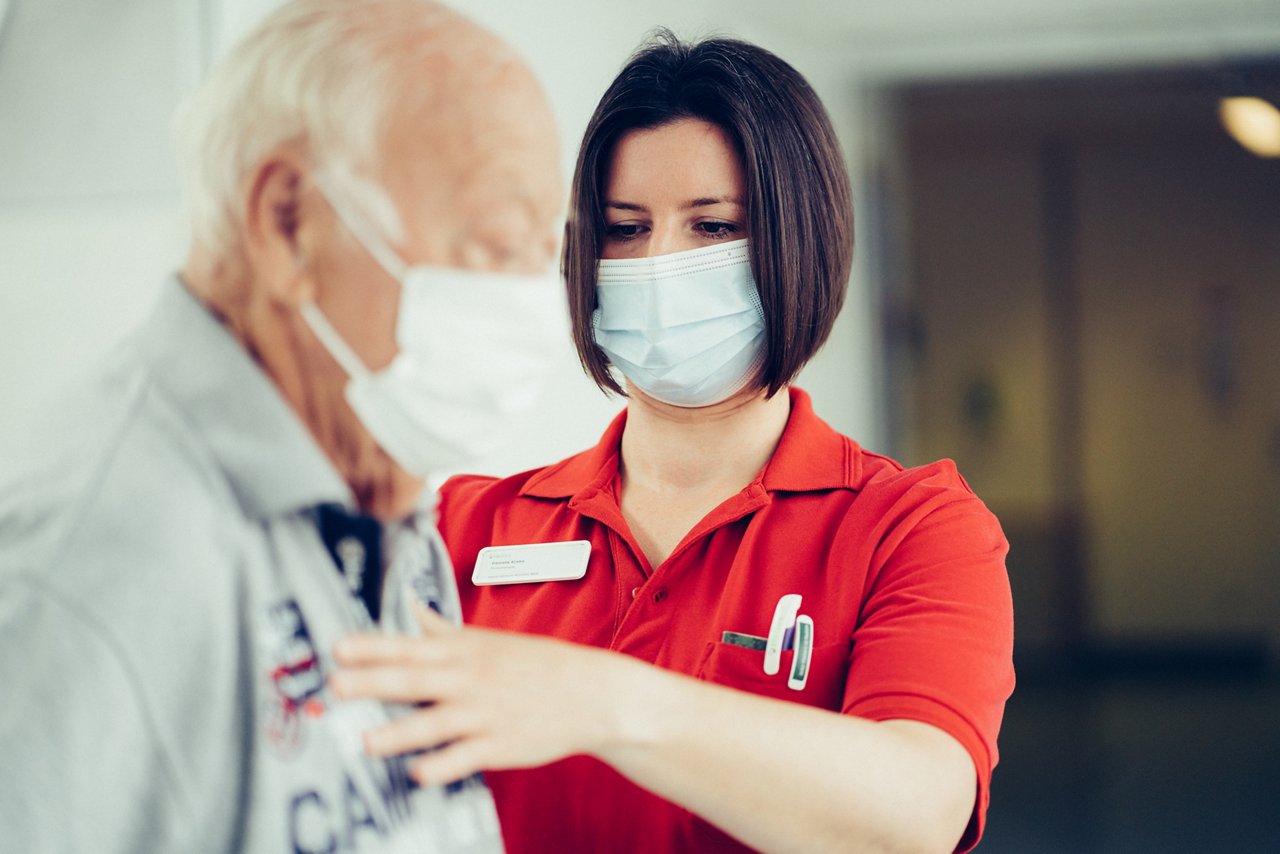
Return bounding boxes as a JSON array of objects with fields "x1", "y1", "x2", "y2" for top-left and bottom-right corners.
[{"x1": 787, "y1": 615, "x2": 814, "y2": 690}]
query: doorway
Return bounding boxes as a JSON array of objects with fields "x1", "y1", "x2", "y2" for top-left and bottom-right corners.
[{"x1": 886, "y1": 63, "x2": 1280, "y2": 666}]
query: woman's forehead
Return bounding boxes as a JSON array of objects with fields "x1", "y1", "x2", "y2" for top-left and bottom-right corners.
[{"x1": 604, "y1": 119, "x2": 745, "y2": 202}]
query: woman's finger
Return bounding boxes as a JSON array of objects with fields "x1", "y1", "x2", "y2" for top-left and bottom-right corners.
[
  {"x1": 362, "y1": 703, "x2": 478, "y2": 759},
  {"x1": 332, "y1": 632, "x2": 446, "y2": 666},
  {"x1": 413, "y1": 600, "x2": 459, "y2": 636},
  {"x1": 329, "y1": 663, "x2": 453, "y2": 704},
  {"x1": 410, "y1": 736, "x2": 494, "y2": 786}
]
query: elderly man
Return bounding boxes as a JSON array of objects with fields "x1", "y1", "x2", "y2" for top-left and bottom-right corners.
[{"x1": 0, "y1": 1, "x2": 562, "y2": 851}]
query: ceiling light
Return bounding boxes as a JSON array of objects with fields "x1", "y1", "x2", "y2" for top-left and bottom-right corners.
[{"x1": 1219, "y1": 95, "x2": 1280, "y2": 158}]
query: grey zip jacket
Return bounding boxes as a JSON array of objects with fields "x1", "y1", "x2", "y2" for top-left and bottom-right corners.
[{"x1": 0, "y1": 279, "x2": 504, "y2": 854}]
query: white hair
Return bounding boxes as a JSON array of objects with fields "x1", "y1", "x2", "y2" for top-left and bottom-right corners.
[{"x1": 173, "y1": 0, "x2": 481, "y2": 258}]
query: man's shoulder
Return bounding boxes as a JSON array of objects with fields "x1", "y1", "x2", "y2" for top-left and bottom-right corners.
[{"x1": 0, "y1": 354, "x2": 242, "y2": 588}]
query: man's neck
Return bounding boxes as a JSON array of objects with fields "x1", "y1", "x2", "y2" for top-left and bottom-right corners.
[{"x1": 182, "y1": 256, "x2": 423, "y2": 521}]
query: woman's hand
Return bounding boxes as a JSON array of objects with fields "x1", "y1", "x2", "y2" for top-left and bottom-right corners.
[{"x1": 329, "y1": 604, "x2": 634, "y2": 786}]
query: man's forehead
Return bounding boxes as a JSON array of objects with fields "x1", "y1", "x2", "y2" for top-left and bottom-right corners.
[
  {"x1": 383, "y1": 74, "x2": 560, "y2": 202},
  {"x1": 364, "y1": 39, "x2": 561, "y2": 257},
  {"x1": 373, "y1": 124, "x2": 562, "y2": 267},
  {"x1": 385, "y1": 120, "x2": 560, "y2": 205},
  {"x1": 383, "y1": 49, "x2": 555, "y2": 161},
  {"x1": 425, "y1": 150, "x2": 563, "y2": 241}
]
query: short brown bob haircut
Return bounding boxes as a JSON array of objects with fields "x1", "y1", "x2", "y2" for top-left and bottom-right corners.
[{"x1": 563, "y1": 31, "x2": 855, "y2": 399}]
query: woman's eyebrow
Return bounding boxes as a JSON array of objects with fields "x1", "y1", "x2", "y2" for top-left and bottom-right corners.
[
  {"x1": 604, "y1": 196, "x2": 744, "y2": 212},
  {"x1": 684, "y1": 196, "x2": 744, "y2": 210}
]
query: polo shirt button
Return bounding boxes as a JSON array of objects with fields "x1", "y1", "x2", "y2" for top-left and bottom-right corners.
[
  {"x1": 652, "y1": 588, "x2": 668, "y2": 603},
  {"x1": 631, "y1": 587, "x2": 641, "y2": 599}
]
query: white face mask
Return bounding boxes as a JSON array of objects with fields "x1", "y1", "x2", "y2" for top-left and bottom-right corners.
[
  {"x1": 301, "y1": 179, "x2": 564, "y2": 478},
  {"x1": 592, "y1": 239, "x2": 765, "y2": 408}
]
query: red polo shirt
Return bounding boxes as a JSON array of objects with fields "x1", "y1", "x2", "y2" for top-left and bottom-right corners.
[{"x1": 438, "y1": 388, "x2": 1014, "y2": 853}]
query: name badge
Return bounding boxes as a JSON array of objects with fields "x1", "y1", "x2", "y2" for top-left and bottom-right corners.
[{"x1": 471, "y1": 540, "x2": 591, "y2": 586}]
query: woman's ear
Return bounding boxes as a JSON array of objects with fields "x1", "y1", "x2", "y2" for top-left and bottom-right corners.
[{"x1": 241, "y1": 147, "x2": 320, "y2": 307}]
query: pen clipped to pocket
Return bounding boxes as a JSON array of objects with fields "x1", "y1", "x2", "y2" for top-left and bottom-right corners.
[
  {"x1": 720, "y1": 593, "x2": 815, "y2": 692},
  {"x1": 787, "y1": 615, "x2": 814, "y2": 690}
]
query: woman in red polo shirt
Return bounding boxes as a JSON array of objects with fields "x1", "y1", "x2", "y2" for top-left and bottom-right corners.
[{"x1": 332, "y1": 33, "x2": 1014, "y2": 854}]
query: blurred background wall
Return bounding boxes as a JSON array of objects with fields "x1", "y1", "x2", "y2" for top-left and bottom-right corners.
[{"x1": 2, "y1": 1, "x2": 1278, "y2": 850}]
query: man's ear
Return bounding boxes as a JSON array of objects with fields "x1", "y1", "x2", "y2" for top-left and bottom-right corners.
[{"x1": 242, "y1": 147, "x2": 319, "y2": 307}]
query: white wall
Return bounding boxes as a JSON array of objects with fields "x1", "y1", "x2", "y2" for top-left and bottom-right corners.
[{"x1": 0, "y1": 0, "x2": 197, "y2": 459}]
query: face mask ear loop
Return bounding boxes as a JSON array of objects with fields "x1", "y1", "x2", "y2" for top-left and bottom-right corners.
[
  {"x1": 313, "y1": 171, "x2": 409, "y2": 283},
  {"x1": 300, "y1": 303, "x2": 373, "y2": 382}
]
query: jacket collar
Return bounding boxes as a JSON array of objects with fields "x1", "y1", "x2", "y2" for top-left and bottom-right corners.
[{"x1": 134, "y1": 277, "x2": 356, "y2": 519}]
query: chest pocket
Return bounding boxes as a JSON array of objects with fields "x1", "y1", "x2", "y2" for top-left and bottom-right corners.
[{"x1": 694, "y1": 639, "x2": 850, "y2": 711}]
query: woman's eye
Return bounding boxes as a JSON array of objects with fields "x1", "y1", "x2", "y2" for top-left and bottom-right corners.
[
  {"x1": 696, "y1": 221, "x2": 740, "y2": 239},
  {"x1": 605, "y1": 223, "x2": 646, "y2": 241}
]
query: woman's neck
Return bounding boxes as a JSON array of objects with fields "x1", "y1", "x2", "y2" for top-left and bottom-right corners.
[{"x1": 619, "y1": 385, "x2": 792, "y2": 497}]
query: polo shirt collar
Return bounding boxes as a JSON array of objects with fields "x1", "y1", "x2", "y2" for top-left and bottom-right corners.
[
  {"x1": 133, "y1": 277, "x2": 356, "y2": 519},
  {"x1": 519, "y1": 407, "x2": 628, "y2": 500},
  {"x1": 760, "y1": 387, "x2": 863, "y2": 492},
  {"x1": 519, "y1": 387, "x2": 861, "y2": 502}
]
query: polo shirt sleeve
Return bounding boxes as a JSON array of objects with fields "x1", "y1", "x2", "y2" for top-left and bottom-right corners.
[{"x1": 842, "y1": 460, "x2": 1015, "y2": 853}]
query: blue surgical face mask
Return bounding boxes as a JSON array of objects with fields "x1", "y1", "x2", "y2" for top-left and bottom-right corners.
[{"x1": 592, "y1": 239, "x2": 765, "y2": 408}]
